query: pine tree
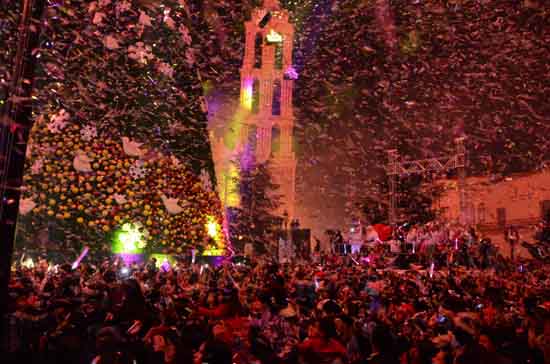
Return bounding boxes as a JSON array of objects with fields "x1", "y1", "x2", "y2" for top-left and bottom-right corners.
[
  {"x1": 13, "y1": 0, "x2": 225, "y2": 254},
  {"x1": 228, "y1": 154, "x2": 282, "y2": 254}
]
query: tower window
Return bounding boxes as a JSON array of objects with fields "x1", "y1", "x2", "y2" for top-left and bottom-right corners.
[
  {"x1": 254, "y1": 33, "x2": 263, "y2": 68},
  {"x1": 274, "y1": 42, "x2": 283, "y2": 69},
  {"x1": 271, "y1": 126, "x2": 281, "y2": 154},
  {"x1": 272, "y1": 79, "x2": 281, "y2": 116},
  {"x1": 248, "y1": 124, "x2": 257, "y2": 153},
  {"x1": 542, "y1": 200, "x2": 550, "y2": 220},
  {"x1": 497, "y1": 207, "x2": 506, "y2": 227},
  {"x1": 478, "y1": 203, "x2": 486, "y2": 223},
  {"x1": 252, "y1": 79, "x2": 260, "y2": 114}
]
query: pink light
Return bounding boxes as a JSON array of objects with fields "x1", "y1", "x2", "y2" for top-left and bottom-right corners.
[
  {"x1": 242, "y1": 78, "x2": 253, "y2": 110},
  {"x1": 71, "y1": 246, "x2": 89, "y2": 269}
]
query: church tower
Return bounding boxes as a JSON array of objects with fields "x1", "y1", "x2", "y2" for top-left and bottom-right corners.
[{"x1": 211, "y1": 0, "x2": 297, "y2": 218}]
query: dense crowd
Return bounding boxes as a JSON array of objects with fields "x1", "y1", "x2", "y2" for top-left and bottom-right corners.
[{"x1": 4, "y1": 228, "x2": 550, "y2": 364}]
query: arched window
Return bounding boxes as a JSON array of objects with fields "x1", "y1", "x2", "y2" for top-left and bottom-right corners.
[
  {"x1": 271, "y1": 126, "x2": 281, "y2": 154},
  {"x1": 468, "y1": 204, "x2": 476, "y2": 225},
  {"x1": 252, "y1": 79, "x2": 260, "y2": 114},
  {"x1": 247, "y1": 124, "x2": 257, "y2": 154},
  {"x1": 274, "y1": 42, "x2": 283, "y2": 69},
  {"x1": 272, "y1": 79, "x2": 281, "y2": 116},
  {"x1": 292, "y1": 125, "x2": 298, "y2": 154},
  {"x1": 478, "y1": 203, "x2": 486, "y2": 223},
  {"x1": 254, "y1": 33, "x2": 263, "y2": 68}
]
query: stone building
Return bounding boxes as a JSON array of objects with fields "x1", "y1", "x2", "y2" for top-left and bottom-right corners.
[{"x1": 436, "y1": 169, "x2": 550, "y2": 255}]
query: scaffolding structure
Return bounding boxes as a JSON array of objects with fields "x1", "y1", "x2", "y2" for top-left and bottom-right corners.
[{"x1": 386, "y1": 137, "x2": 468, "y2": 225}]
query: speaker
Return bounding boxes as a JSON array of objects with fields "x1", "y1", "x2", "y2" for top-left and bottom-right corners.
[{"x1": 291, "y1": 229, "x2": 311, "y2": 255}]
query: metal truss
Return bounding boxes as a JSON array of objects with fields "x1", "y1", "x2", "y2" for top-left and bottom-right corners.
[{"x1": 386, "y1": 137, "x2": 468, "y2": 225}]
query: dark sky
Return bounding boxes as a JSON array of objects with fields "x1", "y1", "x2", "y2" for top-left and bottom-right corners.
[{"x1": 195, "y1": 0, "x2": 550, "y2": 234}]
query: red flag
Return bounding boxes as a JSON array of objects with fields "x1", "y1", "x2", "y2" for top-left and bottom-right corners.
[{"x1": 373, "y1": 224, "x2": 392, "y2": 241}]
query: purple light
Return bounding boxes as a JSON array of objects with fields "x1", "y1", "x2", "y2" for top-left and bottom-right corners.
[
  {"x1": 118, "y1": 253, "x2": 144, "y2": 266},
  {"x1": 284, "y1": 66, "x2": 299, "y2": 80}
]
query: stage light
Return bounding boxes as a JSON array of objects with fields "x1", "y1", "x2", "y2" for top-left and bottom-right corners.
[
  {"x1": 113, "y1": 223, "x2": 145, "y2": 254},
  {"x1": 22, "y1": 258, "x2": 34, "y2": 269},
  {"x1": 242, "y1": 79, "x2": 253, "y2": 110},
  {"x1": 206, "y1": 215, "x2": 221, "y2": 241}
]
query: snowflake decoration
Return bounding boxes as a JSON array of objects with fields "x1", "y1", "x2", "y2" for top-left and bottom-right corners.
[
  {"x1": 164, "y1": 15, "x2": 176, "y2": 29},
  {"x1": 30, "y1": 158, "x2": 43, "y2": 175},
  {"x1": 80, "y1": 124, "x2": 98, "y2": 141},
  {"x1": 116, "y1": 1, "x2": 131, "y2": 13},
  {"x1": 179, "y1": 25, "x2": 192, "y2": 45},
  {"x1": 47, "y1": 109, "x2": 70, "y2": 133},
  {"x1": 104, "y1": 35, "x2": 120, "y2": 50},
  {"x1": 170, "y1": 155, "x2": 181, "y2": 167},
  {"x1": 92, "y1": 12, "x2": 106, "y2": 25},
  {"x1": 185, "y1": 48, "x2": 195, "y2": 65},
  {"x1": 128, "y1": 42, "x2": 154, "y2": 64},
  {"x1": 200, "y1": 169, "x2": 213, "y2": 192},
  {"x1": 157, "y1": 61, "x2": 174, "y2": 78},
  {"x1": 138, "y1": 11, "x2": 152, "y2": 27},
  {"x1": 129, "y1": 160, "x2": 147, "y2": 179}
]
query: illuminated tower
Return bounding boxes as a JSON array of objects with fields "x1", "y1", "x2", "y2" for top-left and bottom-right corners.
[
  {"x1": 245, "y1": 0, "x2": 296, "y2": 218},
  {"x1": 212, "y1": 0, "x2": 297, "y2": 218}
]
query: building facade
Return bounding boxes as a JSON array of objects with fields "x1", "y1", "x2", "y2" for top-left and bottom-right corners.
[
  {"x1": 210, "y1": 0, "x2": 297, "y2": 218},
  {"x1": 436, "y1": 170, "x2": 550, "y2": 254}
]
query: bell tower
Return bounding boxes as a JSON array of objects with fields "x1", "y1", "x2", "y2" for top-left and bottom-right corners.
[
  {"x1": 210, "y1": 0, "x2": 296, "y2": 219},
  {"x1": 240, "y1": 0, "x2": 297, "y2": 218}
]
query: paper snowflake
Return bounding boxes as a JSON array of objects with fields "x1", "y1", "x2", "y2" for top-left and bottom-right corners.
[
  {"x1": 157, "y1": 62, "x2": 174, "y2": 78},
  {"x1": 47, "y1": 109, "x2": 70, "y2": 133},
  {"x1": 129, "y1": 161, "x2": 147, "y2": 179},
  {"x1": 80, "y1": 125, "x2": 98, "y2": 141},
  {"x1": 128, "y1": 42, "x2": 154, "y2": 64},
  {"x1": 185, "y1": 48, "x2": 195, "y2": 65},
  {"x1": 170, "y1": 155, "x2": 181, "y2": 167},
  {"x1": 200, "y1": 169, "x2": 213, "y2": 192},
  {"x1": 104, "y1": 35, "x2": 120, "y2": 50},
  {"x1": 179, "y1": 25, "x2": 192, "y2": 45},
  {"x1": 138, "y1": 11, "x2": 152, "y2": 27},
  {"x1": 116, "y1": 1, "x2": 131, "y2": 13},
  {"x1": 30, "y1": 158, "x2": 43, "y2": 175}
]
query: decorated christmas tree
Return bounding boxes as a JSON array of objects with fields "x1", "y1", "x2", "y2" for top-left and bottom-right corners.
[{"x1": 15, "y1": 0, "x2": 225, "y2": 254}]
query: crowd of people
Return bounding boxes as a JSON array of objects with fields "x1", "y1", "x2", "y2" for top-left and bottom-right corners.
[{"x1": 4, "y1": 219, "x2": 550, "y2": 364}]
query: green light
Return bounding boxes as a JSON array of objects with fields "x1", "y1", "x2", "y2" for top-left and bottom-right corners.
[
  {"x1": 202, "y1": 248, "x2": 225, "y2": 256},
  {"x1": 113, "y1": 223, "x2": 145, "y2": 254},
  {"x1": 206, "y1": 215, "x2": 220, "y2": 240}
]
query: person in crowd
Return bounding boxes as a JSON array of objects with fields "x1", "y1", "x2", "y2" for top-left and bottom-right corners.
[
  {"x1": 505, "y1": 226, "x2": 520, "y2": 261},
  {"x1": 5, "y1": 219, "x2": 550, "y2": 364}
]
